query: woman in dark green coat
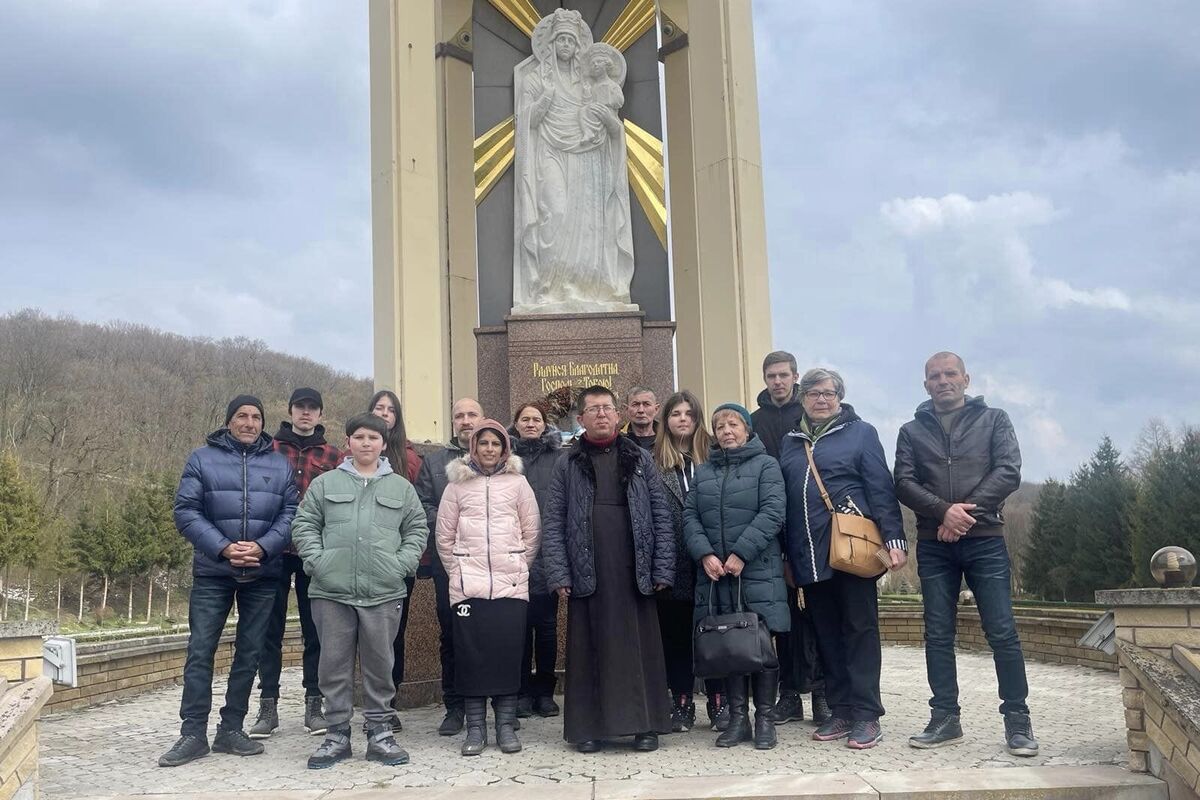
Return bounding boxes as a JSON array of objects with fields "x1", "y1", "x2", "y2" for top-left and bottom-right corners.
[{"x1": 683, "y1": 403, "x2": 788, "y2": 750}]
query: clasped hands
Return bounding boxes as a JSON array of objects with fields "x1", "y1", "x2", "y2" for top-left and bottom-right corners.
[
  {"x1": 702, "y1": 553, "x2": 745, "y2": 582},
  {"x1": 937, "y1": 502, "x2": 977, "y2": 543},
  {"x1": 221, "y1": 541, "x2": 264, "y2": 567}
]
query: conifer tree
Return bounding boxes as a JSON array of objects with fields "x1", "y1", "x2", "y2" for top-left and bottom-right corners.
[
  {"x1": 1068, "y1": 437, "x2": 1135, "y2": 596},
  {"x1": 0, "y1": 451, "x2": 42, "y2": 620}
]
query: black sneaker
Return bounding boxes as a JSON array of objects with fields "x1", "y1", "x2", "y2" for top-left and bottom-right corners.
[
  {"x1": 533, "y1": 695, "x2": 560, "y2": 717},
  {"x1": 212, "y1": 727, "x2": 264, "y2": 757},
  {"x1": 812, "y1": 716, "x2": 853, "y2": 741},
  {"x1": 438, "y1": 706, "x2": 465, "y2": 736},
  {"x1": 847, "y1": 719, "x2": 883, "y2": 749},
  {"x1": 516, "y1": 695, "x2": 534, "y2": 718},
  {"x1": 308, "y1": 726, "x2": 352, "y2": 769},
  {"x1": 669, "y1": 694, "x2": 696, "y2": 733},
  {"x1": 909, "y1": 711, "x2": 963, "y2": 749},
  {"x1": 769, "y1": 690, "x2": 804, "y2": 725},
  {"x1": 810, "y1": 691, "x2": 832, "y2": 725},
  {"x1": 1004, "y1": 712, "x2": 1039, "y2": 757},
  {"x1": 158, "y1": 735, "x2": 209, "y2": 767}
]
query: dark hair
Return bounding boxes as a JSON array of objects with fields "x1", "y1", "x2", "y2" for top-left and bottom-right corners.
[
  {"x1": 512, "y1": 401, "x2": 548, "y2": 427},
  {"x1": 345, "y1": 413, "x2": 388, "y2": 439},
  {"x1": 762, "y1": 350, "x2": 798, "y2": 376},
  {"x1": 367, "y1": 389, "x2": 408, "y2": 466},
  {"x1": 575, "y1": 384, "x2": 617, "y2": 413}
]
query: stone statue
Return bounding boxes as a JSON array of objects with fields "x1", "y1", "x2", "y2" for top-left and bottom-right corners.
[{"x1": 512, "y1": 9, "x2": 637, "y2": 315}]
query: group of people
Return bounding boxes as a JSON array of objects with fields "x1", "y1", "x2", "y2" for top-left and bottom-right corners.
[{"x1": 158, "y1": 349, "x2": 1039, "y2": 770}]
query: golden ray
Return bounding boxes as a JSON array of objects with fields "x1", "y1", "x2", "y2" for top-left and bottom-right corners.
[
  {"x1": 601, "y1": 0, "x2": 656, "y2": 52},
  {"x1": 474, "y1": 116, "x2": 516, "y2": 205},
  {"x1": 624, "y1": 119, "x2": 667, "y2": 249},
  {"x1": 485, "y1": 0, "x2": 541, "y2": 38}
]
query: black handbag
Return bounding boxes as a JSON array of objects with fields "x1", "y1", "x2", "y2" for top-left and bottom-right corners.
[{"x1": 693, "y1": 577, "x2": 778, "y2": 678}]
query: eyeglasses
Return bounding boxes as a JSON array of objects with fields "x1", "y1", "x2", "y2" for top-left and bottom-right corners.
[
  {"x1": 803, "y1": 390, "x2": 839, "y2": 401},
  {"x1": 583, "y1": 404, "x2": 617, "y2": 416}
]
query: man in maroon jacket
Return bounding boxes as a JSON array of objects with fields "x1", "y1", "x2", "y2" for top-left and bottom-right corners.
[{"x1": 249, "y1": 388, "x2": 342, "y2": 739}]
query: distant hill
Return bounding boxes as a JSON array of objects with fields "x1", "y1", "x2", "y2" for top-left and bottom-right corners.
[{"x1": 0, "y1": 309, "x2": 372, "y2": 515}]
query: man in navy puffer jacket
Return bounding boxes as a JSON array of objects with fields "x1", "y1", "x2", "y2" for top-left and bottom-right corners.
[{"x1": 159, "y1": 395, "x2": 298, "y2": 768}]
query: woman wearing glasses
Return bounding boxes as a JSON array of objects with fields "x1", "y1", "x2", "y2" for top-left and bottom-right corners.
[
  {"x1": 683, "y1": 403, "x2": 787, "y2": 749},
  {"x1": 779, "y1": 368, "x2": 907, "y2": 750}
]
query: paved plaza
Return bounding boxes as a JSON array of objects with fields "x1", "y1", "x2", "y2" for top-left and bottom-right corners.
[{"x1": 39, "y1": 645, "x2": 1128, "y2": 798}]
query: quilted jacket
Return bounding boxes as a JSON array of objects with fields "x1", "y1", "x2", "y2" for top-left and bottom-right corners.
[
  {"x1": 657, "y1": 464, "x2": 695, "y2": 602},
  {"x1": 540, "y1": 434, "x2": 674, "y2": 598},
  {"x1": 510, "y1": 427, "x2": 565, "y2": 595}
]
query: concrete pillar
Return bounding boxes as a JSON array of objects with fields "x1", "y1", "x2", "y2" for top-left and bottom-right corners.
[
  {"x1": 371, "y1": 0, "x2": 478, "y2": 442},
  {"x1": 660, "y1": 0, "x2": 773, "y2": 409}
]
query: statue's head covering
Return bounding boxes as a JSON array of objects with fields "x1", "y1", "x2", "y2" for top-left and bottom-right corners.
[{"x1": 532, "y1": 8, "x2": 593, "y2": 64}]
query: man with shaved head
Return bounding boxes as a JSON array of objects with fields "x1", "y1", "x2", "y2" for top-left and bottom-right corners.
[
  {"x1": 894, "y1": 352, "x2": 1037, "y2": 757},
  {"x1": 413, "y1": 397, "x2": 484, "y2": 736}
]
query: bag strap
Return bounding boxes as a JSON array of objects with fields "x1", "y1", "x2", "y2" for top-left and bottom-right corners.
[
  {"x1": 803, "y1": 440, "x2": 836, "y2": 514},
  {"x1": 706, "y1": 574, "x2": 746, "y2": 615}
]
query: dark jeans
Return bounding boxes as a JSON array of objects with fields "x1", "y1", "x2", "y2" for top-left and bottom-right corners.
[
  {"x1": 390, "y1": 575, "x2": 417, "y2": 686},
  {"x1": 805, "y1": 571, "x2": 884, "y2": 722},
  {"x1": 918, "y1": 536, "x2": 1030, "y2": 716},
  {"x1": 656, "y1": 594, "x2": 723, "y2": 699},
  {"x1": 179, "y1": 575, "x2": 276, "y2": 738},
  {"x1": 777, "y1": 587, "x2": 824, "y2": 695},
  {"x1": 257, "y1": 554, "x2": 320, "y2": 700},
  {"x1": 433, "y1": 570, "x2": 461, "y2": 710},
  {"x1": 520, "y1": 591, "x2": 559, "y2": 697}
]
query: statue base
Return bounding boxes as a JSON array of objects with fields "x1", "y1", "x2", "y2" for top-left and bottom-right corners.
[{"x1": 475, "y1": 312, "x2": 675, "y2": 426}]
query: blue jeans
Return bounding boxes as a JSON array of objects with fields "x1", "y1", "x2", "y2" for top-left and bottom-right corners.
[
  {"x1": 918, "y1": 537, "x2": 1029, "y2": 717},
  {"x1": 179, "y1": 575, "x2": 277, "y2": 737}
]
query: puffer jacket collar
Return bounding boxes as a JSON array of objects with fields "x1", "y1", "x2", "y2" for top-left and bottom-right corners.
[
  {"x1": 788, "y1": 403, "x2": 863, "y2": 443},
  {"x1": 707, "y1": 433, "x2": 768, "y2": 467},
  {"x1": 445, "y1": 453, "x2": 525, "y2": 483},
  {"x1": 206, "y1": 428, "x2": 275, "y2": 455},
  {"x1": 509, "y1": 427, "x2": 562, "y2": 458}
]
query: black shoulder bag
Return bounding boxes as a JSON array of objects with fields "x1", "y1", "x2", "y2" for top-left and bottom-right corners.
[{"x1": 693, "y1": 576, "x2": 778, "y2": 678}]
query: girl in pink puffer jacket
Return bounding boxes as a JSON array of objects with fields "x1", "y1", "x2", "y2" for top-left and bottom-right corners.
[{"x1": 435, "y1": 419, "x2": 540, "y2": 757}]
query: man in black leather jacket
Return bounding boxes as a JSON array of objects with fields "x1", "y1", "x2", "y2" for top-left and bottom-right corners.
[{"x1": 894, "y1": 352, "x2": 1039, "y2": 758}]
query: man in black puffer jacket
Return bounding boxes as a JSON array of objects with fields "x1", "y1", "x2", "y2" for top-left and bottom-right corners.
[
  {"x1": 541, "y1": 385, "x2": 674, "y2": 753},
  {"x1": 894, "y1": 352, "x2": 1037, "y2": 758},
  {"x1": 159, "y1": 395, "x2": 298, "y2": 768}
]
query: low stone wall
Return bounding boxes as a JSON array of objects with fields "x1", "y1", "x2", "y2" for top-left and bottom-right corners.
[
  {"x1": 1, "y1": 620, "x2": 55, "y2": 800},
  {"x1": 878, "y1": 603, "x2": 1117, "y2": 672}
]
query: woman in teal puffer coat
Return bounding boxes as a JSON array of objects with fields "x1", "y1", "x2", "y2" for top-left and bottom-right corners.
[{"x1": 683, "y1": 403, "x2": 787, "y2": 750}]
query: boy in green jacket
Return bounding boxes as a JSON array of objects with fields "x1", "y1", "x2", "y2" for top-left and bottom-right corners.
[{"x1": 292, "y1": 413, "x2": 427, "y2": 769}]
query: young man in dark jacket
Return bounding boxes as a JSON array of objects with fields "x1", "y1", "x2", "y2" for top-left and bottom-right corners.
[
  {"x1": 541, "y1": 385, "x2": 675, "y2": 753},
  {"x1": 159, "y1": 395, "x2": 299, "y2": 767},
  {"x1": 249, "y1": 388, "x2": 341, "y2": 740},
  {"x1": 750, "y1": 350, "x2": 829, "y2": 728},
  {"x1": 412, "y1": 397, "x2": 483, "y2": 736},
  {"x1": 893, "y1": 352, "x2": 1037, "y2": 757}
]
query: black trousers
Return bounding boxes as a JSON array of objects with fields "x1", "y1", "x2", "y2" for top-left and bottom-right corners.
[
  {"x1": 520, "y1": 591, "x2": 559, "y2": 697},
  {"x1": 776, "y1": 587, "x2": 824, "y2": 695},
  {"x1": 257, "y1": 554, "x2": 320, "y2": 699},
  {"x1": 432, "y1": 570, "x2": 461, "y2": 710},
  {"x1": 389, "y1": 575, "x2": 417, "y2": 686},
  {"x1": 804, "y1": 571, "x2": 884, "y2": 721},
  {"x1": 656, "y1": 594, "x2": 723, "y2": 699}
]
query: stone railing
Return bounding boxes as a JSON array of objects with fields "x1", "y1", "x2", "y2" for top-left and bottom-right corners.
[
  {"x1": 878, "y1": 602, "x2": 1117, "y2": 671},
  {"x1": 0, "y1": 621, "x2": 55, "y2": 800}
]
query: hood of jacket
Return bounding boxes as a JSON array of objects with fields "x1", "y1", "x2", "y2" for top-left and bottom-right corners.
[
  {"x1": 756, "y1": 385, "x2": 802, "y2": 413},
  {"x1": 337, "y1": 455, "x2": 395, "y2": 480},
  {"x1": 205, "y1": 428, "x2": 275, "y2": 456},
  {"x1": 273, "y1": 421, "x2": 328, "y2": 449},
  {"x1": 445, "y1": 453, "x2": 524, "y2": 484}
]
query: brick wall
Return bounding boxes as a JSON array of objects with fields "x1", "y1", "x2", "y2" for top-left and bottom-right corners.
[
  {"x1": 878, "y1": 603, "x2": 1117, "y2": 672},
  {"x1": 0, "y1": 676, "x2": 53, "y2": 800},
  {"x1": 0, "y1": 622, "x2": 54, "y2": 684}
]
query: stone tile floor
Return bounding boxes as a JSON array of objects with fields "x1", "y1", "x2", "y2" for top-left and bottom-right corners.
[{"x1": 39, "y1": 645, "x2": 1127, "y2": 798}]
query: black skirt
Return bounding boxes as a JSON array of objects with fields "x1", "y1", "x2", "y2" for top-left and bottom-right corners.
[{"x1": 452, "y1": 597, "x2": 527, "y2": 697}]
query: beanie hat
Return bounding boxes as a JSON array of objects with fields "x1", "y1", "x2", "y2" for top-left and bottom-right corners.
[
  {"x1": 712, "y1": 402, "x2": 753, "y2": 432},
  {"x1": 470, "y1": 419, "x2": 511, "y2": 462},
  {"x1": 225, "y1": 394, "x2": 265, "y2": 426}
]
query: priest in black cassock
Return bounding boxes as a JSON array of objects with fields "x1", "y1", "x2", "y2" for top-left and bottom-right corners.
[{"x1": 541, "y1": 385, "x2": 675, "y2": 752}]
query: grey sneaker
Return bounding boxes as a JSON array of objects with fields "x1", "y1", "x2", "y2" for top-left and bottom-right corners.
[
  {"x1": 158, "y1": 735, "x2": 209, "y2": 767},
  {"x1": 248, "y1": 698, "x2": 278, "y2": 739},
  {"x1": 365, "y1": 722, "x2": 410, "y2": 766},
  {"x1": 909, "y1": 711, "x2": 963, "y2": 749},
  {"x1": 212, "y1": 726, "x2": 264, "y2": 757},
  {"x1": 1004, "y1": 712, "x2": 1039, "y2": 757},
  {"x1": 304, "y1": 696, "x2": 328, "y2": 736},
  {"x1": 847, "y1": 719, "x2": 883, "y2": 750},
  {"x1": 307, "y1": 725, "x2": 351, "y2": 769},
  {"x1": 812, "y1": 716, "x2": 853, "y2": 741}
]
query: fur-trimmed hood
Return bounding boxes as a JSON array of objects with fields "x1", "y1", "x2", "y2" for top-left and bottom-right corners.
[{"x1": 445, "y1": 453, "x2": 525, "y2": 484}]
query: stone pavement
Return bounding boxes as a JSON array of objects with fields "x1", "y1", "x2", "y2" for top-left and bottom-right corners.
[{"x1": 38, "y1": 645, "x2": 1128, "y2": 799}]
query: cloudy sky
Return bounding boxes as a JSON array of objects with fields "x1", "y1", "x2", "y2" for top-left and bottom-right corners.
[{"x1": 1, "y1": 2, "x2": 1197, "y2": 480}]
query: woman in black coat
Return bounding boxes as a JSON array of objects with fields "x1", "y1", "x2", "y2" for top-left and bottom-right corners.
[
  {"x1": 510, "y1": 402, "x2": 565, "y2": 718},
  {"x1": 651, "y1": 391, "x2": 727, "y2": 734},
  {"x1": 683, "y1": 403, "x2": 787, "y2": 750}
]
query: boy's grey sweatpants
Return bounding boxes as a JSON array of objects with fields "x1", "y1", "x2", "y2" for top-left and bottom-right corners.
[{"x1": 311, "y1": 598, "x2": 404, "y2": 726}]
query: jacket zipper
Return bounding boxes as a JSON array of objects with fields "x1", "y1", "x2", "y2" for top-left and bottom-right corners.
[
  {"x1": 718, "y1": 450, "x2": 732, "y2": 607},
  {"x1": 485, "y1": 475, "x2": 494, "y2": 598},
  {"x1": 240, "y1": 450, "x2": 249, "y2": 580}
]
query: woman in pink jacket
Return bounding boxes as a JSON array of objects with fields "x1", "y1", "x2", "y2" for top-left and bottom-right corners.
[{"x1": 436, "y1": 419, "x2": 541, "y2": 757}]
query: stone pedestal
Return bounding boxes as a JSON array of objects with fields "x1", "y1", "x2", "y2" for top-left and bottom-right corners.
[
  {"x1": 475, "y1": 312, "x2": 675, "y2": 423},
  {"x1": 1097, "y1": 588, "x2": 1200, "y2": 798}
]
